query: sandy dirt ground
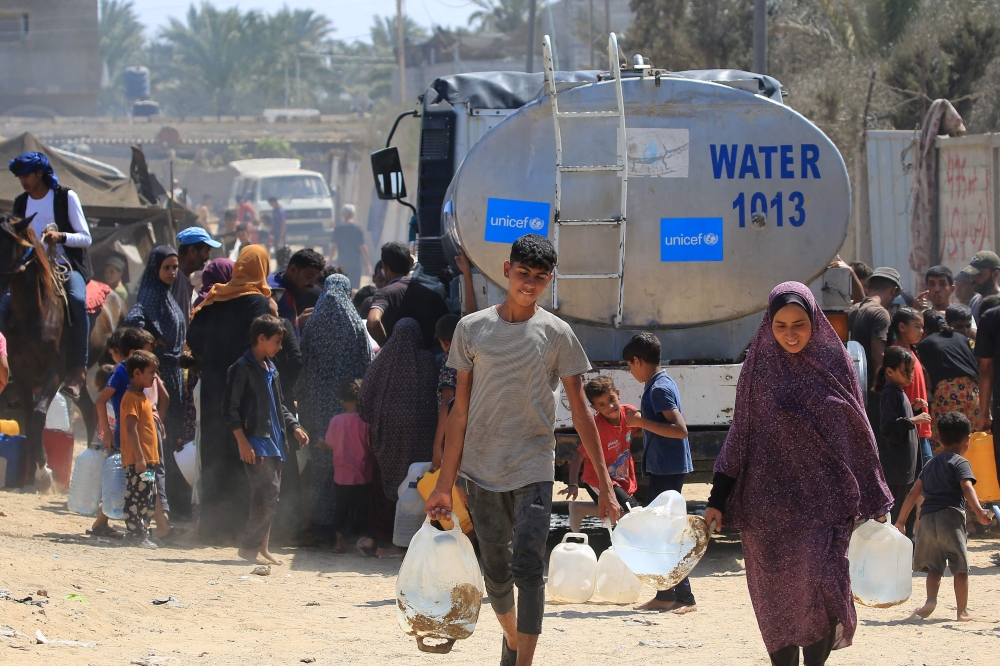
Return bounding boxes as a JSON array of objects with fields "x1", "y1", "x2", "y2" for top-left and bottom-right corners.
[{"x1": 1, "y1": 481, "x2": 999, "y2": 666}]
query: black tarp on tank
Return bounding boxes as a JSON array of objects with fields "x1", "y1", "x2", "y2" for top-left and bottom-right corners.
[{"x1": 423, "y1": 70, "x2": 600, "y2": 110}]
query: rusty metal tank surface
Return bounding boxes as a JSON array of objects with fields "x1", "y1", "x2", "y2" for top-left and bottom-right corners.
[{"x1": 444, "y1": 72, "x2": 850, "y2": 330}]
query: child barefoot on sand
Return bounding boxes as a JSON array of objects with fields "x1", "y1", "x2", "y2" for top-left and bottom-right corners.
[
  {"x1": 225, "y1": 315, "x2": 308, "y2": 565},
  {"x1": 895, "y1": 411, "x2": 992, "y2": 621}
]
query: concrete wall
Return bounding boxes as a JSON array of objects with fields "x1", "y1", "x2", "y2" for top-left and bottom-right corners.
[{"x1": 0, "y1": 0, "x2": 100, "y2": 116}]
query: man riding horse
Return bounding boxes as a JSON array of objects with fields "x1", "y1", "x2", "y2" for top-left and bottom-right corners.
[{"x1": 4, "y1": 152, "x2": 93, "y2": 394}]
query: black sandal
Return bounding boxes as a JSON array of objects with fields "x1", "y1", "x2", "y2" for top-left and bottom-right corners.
[{"x1": 501, "y1": 637, "x2": 517, "y2": 666}]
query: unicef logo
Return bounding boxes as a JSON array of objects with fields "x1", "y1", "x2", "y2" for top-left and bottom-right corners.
[
  {"x1": 704, "y1": 233, "x2": 719, "y2": 246},
  {"x1": 529, "y1": 217, "x2": 545, "y2": 231}
]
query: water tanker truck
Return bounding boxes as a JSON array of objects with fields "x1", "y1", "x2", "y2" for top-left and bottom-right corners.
[{"x1": 371, "y1": 34, "x2": 862, "y2": 483}]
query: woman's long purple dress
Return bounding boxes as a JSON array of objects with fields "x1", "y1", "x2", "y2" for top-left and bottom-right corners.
[{"x1": 715, "y1": 282, "x2": 893, "y2": 654}]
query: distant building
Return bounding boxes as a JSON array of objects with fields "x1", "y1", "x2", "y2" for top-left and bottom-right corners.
[
  {"x1": 393, "y1": 0, "x2": 634, "y2": 103},
  {"x1": 0, "y1": 0, "x2": 100, "y2": 116}
]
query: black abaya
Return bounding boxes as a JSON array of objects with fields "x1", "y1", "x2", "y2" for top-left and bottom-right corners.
[{"x1": 187, "y1": 294, "x2": 270, "y2": 540}]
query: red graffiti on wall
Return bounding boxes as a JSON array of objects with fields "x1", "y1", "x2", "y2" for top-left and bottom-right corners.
[{"x1": 940, "y1": 152, "x2": 993, "y2": 265}]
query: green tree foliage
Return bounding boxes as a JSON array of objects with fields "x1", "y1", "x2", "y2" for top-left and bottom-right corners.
[
  {"x1": 628, "y1": 0, "x2": 753, "y2": 70},
  {"x1": 468, "y1": 0, "x2": 533, "y2": 33},
  {"x1": 885, "y1": 16, "x2": 1000, "y2": 128},
  {"x1": 252, "y1": 8, "x2": 333, "y2": 109},
  {"x1": 370, "y1": 14, "x2": 429, "y2": 54},
  {"x1": 159, "y1": 3, "x2": 261, "y2": 118}
]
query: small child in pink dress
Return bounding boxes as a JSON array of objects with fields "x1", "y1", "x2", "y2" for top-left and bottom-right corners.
[{"x1": 324, "y1": 378, "x2": 373, "y2": 553}]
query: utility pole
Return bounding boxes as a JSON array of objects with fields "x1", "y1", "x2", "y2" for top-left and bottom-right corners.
[
  {"x1": 526, "y1": 0, "x2": 537, "y2": 72},
  {"x1": 588, "y1": 0, "x2": 595, "y2": 68},
  {"x1": 396, "y1": 0, "x2": 407, "y2": 106},
  {"x1": 295, "y1": 55, "x2": 301, "y2": 107},
  {"x1": 753, "y1": 0, "x2": 767, "y2": 74}
]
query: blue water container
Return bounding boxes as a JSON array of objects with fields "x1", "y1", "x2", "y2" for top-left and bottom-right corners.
[
  {"x1": 101, "y1": 452, "x2": 127, "y2": 520},
  {"x1": 0, "y1": 435, "x2": 28, "y2": 488}
]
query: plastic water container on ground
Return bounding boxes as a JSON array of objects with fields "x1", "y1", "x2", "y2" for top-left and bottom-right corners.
[
  {"x1": 547, "y1": 532, "x2": 598, "y2": 603},
  {"x1": 174, "y1": 441, "x2": 197, "y2": 487},
  {"x1": 394, "y1": 462, "x2": 432, "y2": 547},
  {"x1": 965, "y1": 432, "x2": 1000, "y2": 502},
  {"x1": 0, "y1": 435, "x2": 28, "y2": 488},
  {"x1": 416, "y1": 468, "x2": 473, "y2": 534},
  {"x1": 594, "y1": 546, "x2": 642, "y2": 604},
  {"x1": 42, "y1": 429, "x2": 75, "y2": 489},
  {"x1": 849, "y1": 519, "x2": 912, "y2": 608},
  {"x1": 397, "y1": 514, "x2": 485, "y2": 653},
  {"x1": 68, "y1": 445, "x2": 105, "y2": 516},
  {"x1": 611, "y1": 490, "x2": 710, "y2": 590},
  {"x1": 45, "y1": 392, "x2": 73, "y2": 433},
  {"x1": 101, "y1": 452, "x2": 127, "y2": 520}
]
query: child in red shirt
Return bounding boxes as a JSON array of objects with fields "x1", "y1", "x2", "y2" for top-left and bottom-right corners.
[
  {"x1": 889, "y1": 307, "x2": 932, "y2": 462},
  {"x1": 560, "y1": 376, "x2": 640, "y2": 509}
]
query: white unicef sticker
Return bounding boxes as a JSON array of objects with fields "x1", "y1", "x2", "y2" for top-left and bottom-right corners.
[
  {"x1": 704, "y1": 233, "x2": 719, "y2": 245},
  {"x1": 626, "y1": 128, "x2": 690, "y2": 178},
  {"x1": 529, "y1": 217, "x2": 545, "y2": 231}
]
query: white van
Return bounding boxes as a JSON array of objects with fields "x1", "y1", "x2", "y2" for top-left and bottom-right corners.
[{"x1": 227, "y1": 158, "x2": 334, "y2": 247}]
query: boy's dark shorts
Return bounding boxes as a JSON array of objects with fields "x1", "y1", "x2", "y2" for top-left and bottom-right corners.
[{"x1": 913, "y1": 508, "x2": 969, "y2": 575}]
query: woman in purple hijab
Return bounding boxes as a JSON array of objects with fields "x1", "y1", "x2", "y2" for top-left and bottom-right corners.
[
  {"x1": 704, "y1": 282, "x2": 892, "y2": 666},
  {"x1": 194, "y1": 258, "x2": 234, "y2": 307}
]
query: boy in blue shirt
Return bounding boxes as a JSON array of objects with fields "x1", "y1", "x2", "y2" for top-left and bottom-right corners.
[
  {"x1": 224, "y1": 315, "x2": 309, "y2": 565},
  {"x1": 623, "y1": 332, "x2": 696, "y2": 613}
]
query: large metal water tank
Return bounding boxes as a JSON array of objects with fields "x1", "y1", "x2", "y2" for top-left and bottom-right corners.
[{"x1": 444, "y1": 73, "x2": 850, "y2": 330}]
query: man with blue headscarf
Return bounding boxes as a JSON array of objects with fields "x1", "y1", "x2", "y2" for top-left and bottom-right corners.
[{"x1": 7, "y1": 151, "x2": 94, "y2": 392}]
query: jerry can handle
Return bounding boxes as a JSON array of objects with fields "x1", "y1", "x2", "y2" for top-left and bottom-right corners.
[
  {"x1": 426, "y1": 512, "x2": 463, "y2": 533},
  {"x1": 416, "y1": 636, "x2": 456, "y2": 654},
  {"x1": 561, "y1": 532, "x2": 589, "y2": 545}
]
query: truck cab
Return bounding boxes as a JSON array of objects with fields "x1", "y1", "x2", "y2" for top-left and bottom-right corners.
[{"x1": 228, "y1": 158, "x2": 334, "y2": 247}]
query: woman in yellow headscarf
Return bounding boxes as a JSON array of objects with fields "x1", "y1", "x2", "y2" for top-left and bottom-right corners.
[
  {"x1": 191, "y1": 244, "x2": 271, "y2": 317},
  {"x1": 187, "y1": 244, "x2": 273, "y2": 540}
]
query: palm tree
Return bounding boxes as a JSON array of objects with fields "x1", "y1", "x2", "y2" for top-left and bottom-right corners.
[
  {"x1": 468, "y1": 0, "x2": 534, "y2": 33},
  {"x1": 370, "y1": 14, "x2": 428, "y2": 55},
  {"x1": 159, "y1": 3, "x2": 261, "y2": 118},
  {"x1": 255, "y1": 7, "x2": 334, "y2": 108}
]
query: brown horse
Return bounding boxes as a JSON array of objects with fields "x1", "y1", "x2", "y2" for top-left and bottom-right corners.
[{"x1": 0, "y1": 213, "x2": 123, "y2": 486}]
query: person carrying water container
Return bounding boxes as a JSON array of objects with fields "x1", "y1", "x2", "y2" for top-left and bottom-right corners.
[
  {"x1": 426, "y1": 235, "x2": 620, "y2": 666},
  {"x1": 704, "y1": 282, "x2": 893, "y2": 666},
  {"x1": 6, "y1": 152, "x2": 94, "y2": 397}
]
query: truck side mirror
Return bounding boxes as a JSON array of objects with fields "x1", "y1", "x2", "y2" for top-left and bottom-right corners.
[{"x1": 371, "y1": 147, "x2": 407, "y2": 200}]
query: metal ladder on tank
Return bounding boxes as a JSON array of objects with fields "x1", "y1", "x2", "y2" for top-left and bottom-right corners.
[{"x1": 542, "y1": 32, "x2": 629, "y2": 327}]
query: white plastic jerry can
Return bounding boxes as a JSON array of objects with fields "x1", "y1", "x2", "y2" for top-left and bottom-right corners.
[
  {"x1": 594, "y1": 545, "x2": 642, "y2": 604},
  {"x1": 611, "y1": 490, "x2": 709, "y2": 590},
  {"x1": 393, "y1": 461, "x2": 432, "y2": 548},
  {"x1": 593, "y1": 516, "x2": 642, "y2": 604},
  {"x1": 547, "y1": 532, "x2": 598, "y2": 603},
  {"x1": 396, "y1": 514, "x2": 485, "y2": 654},
  {"x1": 848, "y1": 519, "x2": 913, "y2": 607}
]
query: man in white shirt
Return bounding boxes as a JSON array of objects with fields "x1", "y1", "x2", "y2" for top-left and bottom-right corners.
[{"x1": 7, "y1": 152, "x2": 94, "y2": 391}]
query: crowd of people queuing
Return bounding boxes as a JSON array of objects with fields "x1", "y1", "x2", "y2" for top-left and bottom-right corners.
[{"x1": 3, "y1": 151, "x2": 1000, "y2": 666}]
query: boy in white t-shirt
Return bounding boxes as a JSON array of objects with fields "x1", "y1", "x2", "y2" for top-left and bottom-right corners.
[{"x1": 426, "y1": 234, "x2": 620, "y2": 666}]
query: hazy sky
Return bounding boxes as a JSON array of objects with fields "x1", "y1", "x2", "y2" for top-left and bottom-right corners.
[{"x1": 130, "y1": 0, "x2": 481, "y2": 43}]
